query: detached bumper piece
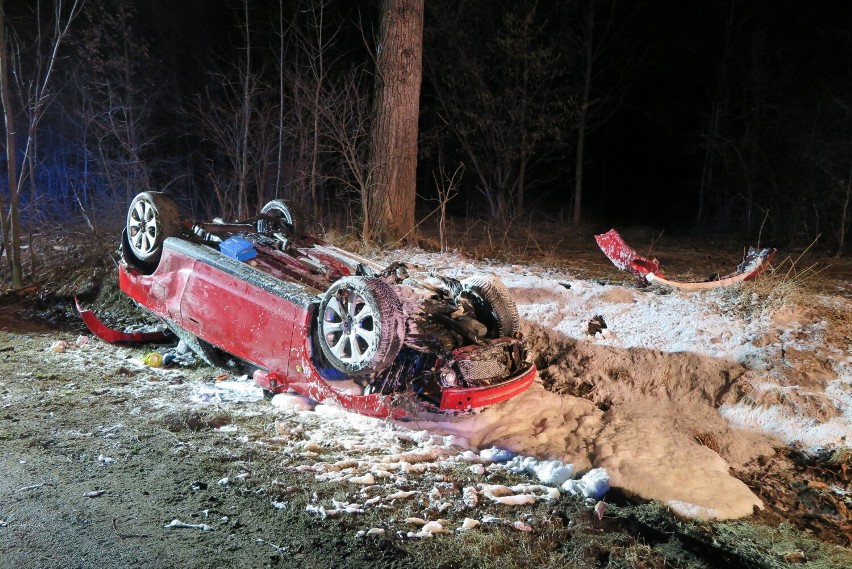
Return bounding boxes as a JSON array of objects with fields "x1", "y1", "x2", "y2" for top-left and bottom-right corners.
[
  {"x1": 75, "y1": 298, "x2": 169, "y2": 344},
  {"x1": 595, "y1": 229, "x2": 776, "y2": 291}
]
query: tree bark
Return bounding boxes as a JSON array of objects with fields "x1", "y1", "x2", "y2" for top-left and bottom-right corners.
[
  {"x1": 367, "y1": 0, "x2": 423, "y2": 243},
  {"x1": 573, "y1": 3, "x2": 594, "y2": 226},
  {"x1": 0, "y1": 0, "x2": 22, "y2": 287}
]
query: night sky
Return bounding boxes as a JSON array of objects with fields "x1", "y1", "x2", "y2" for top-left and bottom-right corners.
[{"x1": 5, "y1": 0, "x2": 852, "y2": 247}]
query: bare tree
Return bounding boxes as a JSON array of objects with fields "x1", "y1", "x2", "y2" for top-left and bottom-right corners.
[
  {"x1": 0, "y1": 0, "x2": 83, "y2": 287},
  {"x1": 433, "y1": 158, "x2": 463, "y2": 252},
  {"x1": 569, "y1": 0, "x2": 638, "y2": 225},
  {"x1": 319, "y1": 69, "x2": 373, "y2": 229},
  {"x1": 366, "y1": 0, "x2": 423, "y2": 243},
  {"x1": 425, "y1": 0, "x2": 567, "y2": 223},
  {"x1": 193, "y1": 0, "x2": 279, "y2": 220}
]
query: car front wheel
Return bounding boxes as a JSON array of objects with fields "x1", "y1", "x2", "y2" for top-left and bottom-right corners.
[{"x1": 317, "y1": 277, "x2": 405, "y2": 375}]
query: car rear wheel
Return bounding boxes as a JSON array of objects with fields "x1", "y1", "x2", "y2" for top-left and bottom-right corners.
[
  {"x1": 258, "y1": 199, "x2": 300, "y2": 238},
  {"x1": 126, "y1": 192, "x2": 181, "y2": 263},
  {"x1": 462, "y1": 275, "x2": 519, "y2": 338},
  {"x1": 317, "y1": 277, "x2": 404, "y2": 375}
]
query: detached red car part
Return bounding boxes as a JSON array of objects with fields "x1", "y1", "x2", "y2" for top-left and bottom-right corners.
[
  {"x1": 81, "y1": 193, "x2": 535, "y2": 418},
  {"x1": 595, "y1": 229, "x2": 776, "y2": 290}
]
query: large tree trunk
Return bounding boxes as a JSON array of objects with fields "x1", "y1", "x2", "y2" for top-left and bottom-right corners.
[
  {"x1": 0, "y1": 0, "x2": 22, "y2": 288},
  {"x1": 367, "y1": 0, "x2": 423, "y2": 243}
]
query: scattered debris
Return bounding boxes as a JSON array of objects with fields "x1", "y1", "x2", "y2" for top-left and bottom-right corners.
[
  {"x1": 83, "y1": 490, "x2": 105, "y2": 498},
  {"x1": 17, "y1": 482, "x2": 50, "y2": 493},
  {"x1": 356, "y1": 527, "x2": 386, "y2": 537},
  {"x1": 142, "y1": 352, "x2": 164, "y2": 367},
  {"x1": 49, "y1": 340, "x2": 69, "y2": 353},
  {"x1": 587, "y1": 315, "x2": 607, "y2": 335},
  {"x1": 479, "y1": 483, "x2": 560, "y2": 505},
  {"x1": 784, "y1": 550, "x2": 807, "y2": 563},
  {"x1": 462, "y1": 486, "x2": 479, "y2": 508},
  {"x1": 97, "y1": 454, "x2": 117, "y2": 465},
  {"x1": 386, "y1": 490, "x2": 418, "y2": 501},
  {"x1": 349, "y1": 473, "x2": 375, "y2": 485},
  {"x1": 163, "y1": 519, "x2": 214, "y2": 531},
  {"x1": 458, "y1": 518, "x2": 480, "y2": 531}
]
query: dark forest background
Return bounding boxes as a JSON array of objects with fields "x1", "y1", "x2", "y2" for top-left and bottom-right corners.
[{"x1": 2, "y1": 0, "x2": 851, "y2": 256}]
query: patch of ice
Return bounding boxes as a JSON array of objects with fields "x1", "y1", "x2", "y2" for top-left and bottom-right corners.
[
  {"x1": 561, "y1": 468, "x2": 610, "y2": 499},
  {"x1": 270, "y1": 393, "x2": 316, "y2": 411},
  {"x1": 191, "y1": 380, "x2": 264, "y2": 404},
  {"x1": 479, "y1": 447, "x2": 514, "y2": 462},
  {"x1": 507, "y1": 456, "x2": 574, "y2": 485}
]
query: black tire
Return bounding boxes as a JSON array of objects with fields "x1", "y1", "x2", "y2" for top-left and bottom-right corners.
[
  {"x1": 317, "y1": 277, "x2": 405, "y2": 375},
  {"x1": 125, "y1": 192, "x2": 181, "y2": 264},
  {"x1": 258, "y1": 199, "x2": 300, "y2": 238},
  {"x1": 462, "y1": 275, "x2": 520, "y2": 338}
]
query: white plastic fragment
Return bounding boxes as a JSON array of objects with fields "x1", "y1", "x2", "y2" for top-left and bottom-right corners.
[
  {"x1": 493, "y1": 494, "x2": 536, "y2": 506},
  {"x1": 349, "y1": 473, "x2": 375, "y2": 485},
  {"x1": 330, "y1": 500, "x2": 364, "y2": 514},
  {"x1": 479, "y1": 483, "x2": 560, "y2": 505},
  {"x1": 462, "y1": 486, "x2": 479, "y2": 508},
  {"x1": 421, "y1": 521, "x2": 449, "y2": 535},
  {"x1": 458, "y1": 518, "x2": 480, "y2": 531},
  {"x1": 386, "y1": 490, "x2": 418, "y2": 500},
  {"x1": 83, "y1": 490, "x2": 105, "y2": 498},
  {"x1": 164, "y1": 519, "x2": 214, "y2": 531}
]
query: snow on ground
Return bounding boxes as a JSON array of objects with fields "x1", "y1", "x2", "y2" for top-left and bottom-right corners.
[
  {"x1": 373, "y1": 248, "x2": 850, "y2": 519},
  {"x1": 70, "y1": 246, "x2": 847, "y2": 529}
]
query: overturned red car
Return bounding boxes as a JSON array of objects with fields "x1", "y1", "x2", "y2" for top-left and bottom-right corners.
[{"x1": 80, "y1": 192, "x2": 536, "y2": 418}]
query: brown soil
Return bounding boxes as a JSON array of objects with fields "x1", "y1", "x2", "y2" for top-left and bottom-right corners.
[{"x1": 0, "y1": 221, "x2": 850, "y2": 568}]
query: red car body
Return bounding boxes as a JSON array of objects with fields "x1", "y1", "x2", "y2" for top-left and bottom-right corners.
[{"x1": 101, "y1": 223, "x2": 536, "y2": 419}]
